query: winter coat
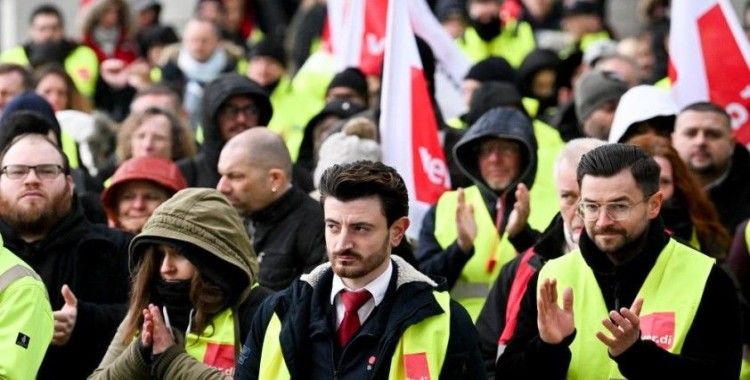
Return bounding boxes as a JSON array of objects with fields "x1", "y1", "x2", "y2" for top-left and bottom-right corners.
[
  {"x1": 708, "y1": 145, "x2": 750, "y2": 234},
  {"x1": 177, "y1": 73, "x2": 272, "y2": 188},
  {"x1": 0, "y1": 197, "x2": 132, "y2": 380},
  {"x1": 495, "y1": 219, "x2": 742, "y2": 379},
  {"x1": 250, "y1": 186, "x2": 326, "y2": 290},
  {"x1": 89, "y1": 188, "x2": 272, "y2": 379},
  {"x1": 235, "y1": 255, "x2": 486, "y2": 379}
]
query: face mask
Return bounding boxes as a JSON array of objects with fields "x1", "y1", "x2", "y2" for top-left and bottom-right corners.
[
  {"x1": 152, "y1": 278, "x2": 192, "y2": 332},
  {"x1": 471, "y1": 16, "x2": 502, "y2": 41}
]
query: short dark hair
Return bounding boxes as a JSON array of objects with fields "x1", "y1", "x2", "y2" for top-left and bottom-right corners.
[
  {"x1": 30, "y1": 4, "x2": 63, "y2": 25},
  {"x1": 0, "y1": 133, "x2": 70, "y2": 175},
  {"x1": 576, "y1": 143, "x2": 659, "y2": 197},
  {"x1": 319, "y1": 161, "x2": 408, "y2": 226},
  {"x1": 0, "y1": 64, "x2": 32, "y2": 90},
  {"x1": 680, "y1": 101, "x2": 731, "y2": 129}
]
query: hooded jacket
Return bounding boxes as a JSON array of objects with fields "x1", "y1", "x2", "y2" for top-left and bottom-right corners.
[
  {"x1": 177, "y1": 74, "x2": 272, "y2": 188},
  {"x1": 90, "y1": 188, "x2": 271, "y2": 380},
  {"x1": 235, "y1": 255, "x2": 486, "y2": 379},
  {"x1": 416, "y1": 107, "x2": 538, "y2": 288},
  {"x1": 608, "y1": 85, "x2": 677, "y2": 143},
  {"x1": 0, "y1": 197, "x2": 132, "y2": 380}
]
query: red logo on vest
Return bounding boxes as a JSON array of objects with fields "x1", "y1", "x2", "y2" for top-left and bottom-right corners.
[
  {"x1": 404, "y1": 352, "x2": 430, "y2": 380},
  {"x1": 203, "y1": 342, "x2": 235, "y2": 371},
  {"x1": 640, "y1": 312, "x2": 675, "y2": 350}
]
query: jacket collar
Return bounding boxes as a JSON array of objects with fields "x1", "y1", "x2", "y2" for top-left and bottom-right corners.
[
  {"x1": 250, "y1": 186, "x2": 303, "y2": 224},
  {"x1": 301, "y1": 255, "x2": 437, "y2": 290}
]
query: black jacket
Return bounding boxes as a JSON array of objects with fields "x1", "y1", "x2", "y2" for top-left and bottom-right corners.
[
  {"x1": 235, "y1": 256, "x2": 486, "y2": 379},
  {"x1": 416, "y1": 107, "x2": 539, "y2": 287},
  {"x1": 476, "y1": 213, "x2": 567, "y2": 377},
  {"x1": 495, "y1": 219, "x2": 742, "y2": 379},
  {"x1": 708, "y1": 145, "x2": 750, "y2": 234},
  {"x1": 0, "y1": 198, "x2": 132, "y2": 380},
  {"x1": 177, "y1": 73, "x2": 272, "y2": 188},
  {"x1": 250, "y1": 186, "x2": 326, "y2": 290}
]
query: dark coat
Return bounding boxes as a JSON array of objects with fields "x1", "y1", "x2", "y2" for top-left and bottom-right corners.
[
  {"x1": 475, "y1": 212, "x2": 567, "y2": 377},
  {"x1": 0, "y1": 198, "x2": 132, "y2": 380},
  {"x1": 250, "y1": 186, "x2": 326, "y2": 291},
  {"x1": 495, "y1": 219, "x2": 742, "y2": 379},
  {"x1": 708, "y1": 145, "x2": 750, "y2": 234},
  {"x1": 235, "y1": 256, "x2": 486, "y2": 379}
]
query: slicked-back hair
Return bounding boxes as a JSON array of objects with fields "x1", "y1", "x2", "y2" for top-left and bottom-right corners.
[
  {"x1": 680, "y1": 101, "x2": 731, "y2": 129},
  {"x1": 577, "y1": 143, "x2": 660, "y2": 197},
  {"x1": 319, "y1": 161, "x2": 408, "y2": 226}
]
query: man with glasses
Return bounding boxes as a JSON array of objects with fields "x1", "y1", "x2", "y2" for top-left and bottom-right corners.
[
  {"x1": 417, "y1": 107, "x2": 538, "y2": 322},
  {"x1": 496, "y1": 143, "x2": 741, "y2": 379},
  {"x1": 177, "y1": 73, "x2": 272, "y2": 188},
  {"x1": 0, "y1": 133, "x2": 131, "y2": 379}
]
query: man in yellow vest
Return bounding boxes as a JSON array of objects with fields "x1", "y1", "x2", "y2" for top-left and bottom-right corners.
[
  {"x1": 235, "y1": 161, "x2": 485, "y2": 379},
  {"x1": 496, "y1": 143, "x2": 741, "y2": 379},
  {"x1": 417, "y1": 106, "x2": 539, "y2": 322},
  {"x1": 0, "y1": 4, "x2": 99, "y2": 98}
]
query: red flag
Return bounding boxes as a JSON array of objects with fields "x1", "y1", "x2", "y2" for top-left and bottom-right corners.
[
  {"x1": 380, "y1": 0, "x2": 451, "y2": 237},
  {"x1": 670, "y1": 0, "x2": 750, "y2": 144}
]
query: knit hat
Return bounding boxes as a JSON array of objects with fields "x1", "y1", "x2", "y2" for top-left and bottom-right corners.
[
  {"x1": 326, "y1": 67, "x2": 369, "y2": 101},
  {"x1": 562, "y1": 0, "x2": 602, "y2": 17},
  {"x1": 583, "y1": 39, "x2": 618, "y2": 66},
  {"x1": 465, "y1": 57, "x2": 517, "y2": 83},
  {"x1": 250, "y1": 39, "x2": 287, "y2": 67},
  {"x1": 435, "y1": 0, "x2": 467, "y2": 22},
  {"x1": 574, "y1": 70, "x2": 628, "y2": 124},
  {"x1": 132, "y1": 0, "x2": 160, "y2": 13},
  {"x1": 313, "y1": 117, "x2": 381, "y2": 188}
]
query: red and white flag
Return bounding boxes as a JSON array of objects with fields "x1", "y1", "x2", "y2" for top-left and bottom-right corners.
[
  {"x1": 670, "y1": 0, "x2": 750, "y2": 144},
  {"x1": 380, "y1": 0, "x2": 451, "y2": 238}
]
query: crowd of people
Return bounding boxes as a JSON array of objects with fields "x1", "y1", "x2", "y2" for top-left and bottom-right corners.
[{"x1": 0, "y1": 0, "x2": 749, "y2": 379}]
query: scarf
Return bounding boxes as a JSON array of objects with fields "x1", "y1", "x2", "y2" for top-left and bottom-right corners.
[
  {"x1": 178, "y1": 47, "x2": 228, "y2": 128},
  {"x1": 152, "y1": 278, "x2": 193, "y2": 333}
]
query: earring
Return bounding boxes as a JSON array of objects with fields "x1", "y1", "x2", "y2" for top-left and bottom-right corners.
[{"x1": 272, "y1": 186, "x2": 278, "y2": 193}]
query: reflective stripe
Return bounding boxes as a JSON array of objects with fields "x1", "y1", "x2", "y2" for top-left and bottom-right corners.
[
  {"x1": 540, "y1": 239, "x2": 712, "y2": 379},
  {"x1": 0, "y1": 264, "x2": 43, "y2": 294}
]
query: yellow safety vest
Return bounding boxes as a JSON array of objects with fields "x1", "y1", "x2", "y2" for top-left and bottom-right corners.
[
  {"x1": 265, "y1": 75, "x2": 309, "y2": 162},
  {"x1": 527, "y1": 119, "x2": 564, "y2": 230},
  {"x1": 457, "y1": 21, "x2": 536, "y2": 67},
  {"x1": 184, "y1": 308, "x2": 237, "y2": 374},
  {"x1": 539, "y1": 239, "x2": 714, "y2": 379},
  {"x1": 0, "y1": 45, "x2": 99, "y2": 98},
  {"x1": 434, "y1": 185, "x2": 515, "y2": 321},
  {"x1": 259, "y1": 290, "x2": 451, "y2": 379},
  {"x1": 61, "y1": 131, "x2": 80, "y2": 169}
]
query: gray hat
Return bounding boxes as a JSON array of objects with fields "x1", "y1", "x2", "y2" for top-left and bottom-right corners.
[{"x1": 574, "y1": 70, "x2": 628, "y2": 124}]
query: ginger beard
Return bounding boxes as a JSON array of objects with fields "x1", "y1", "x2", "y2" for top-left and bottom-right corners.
[{"x1": 0, "y1": 183, "x2": 72, "y2": 238}]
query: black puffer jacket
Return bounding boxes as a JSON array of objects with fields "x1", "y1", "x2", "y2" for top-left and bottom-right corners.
[
  {"x1": 177, "y1": 73, "x2": 272, "y2": 188},
  {"x1": 416, "y1": 107, "x2": 539, "y2": 288},
  {"x1": 0, "y1": 197, "x2": 131, "y2": 380},
  {"x1": 250, "y1": 186, "x2": 326, "y2": 290}
]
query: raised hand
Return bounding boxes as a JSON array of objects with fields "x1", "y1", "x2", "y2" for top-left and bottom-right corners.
[
  {"x1": 456, "y1": 188, "x2": 477, "y2": 254},
  {"x1": 52, "y1": 284, "x2": 78, "y2": 346},
  {"x1": 147, "y1": 304, "x2": 175, "y2": 355},
  {"x1": 141, "y1": 308, "x2": 154, "y2": 348},
  {"x1": 537, "y1": 278, "x2": 575, "y2": 344},
  {"x1": 596, "y1": 298, "x2": 644, "y2": 357},
  {"x1": 505, "y1": 183, "x2": 530, "y2": 238}
]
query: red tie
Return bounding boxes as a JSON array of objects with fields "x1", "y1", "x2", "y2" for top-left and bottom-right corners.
[{"x1": 337, "y1": 290, "x2": 372, "y2": 347}]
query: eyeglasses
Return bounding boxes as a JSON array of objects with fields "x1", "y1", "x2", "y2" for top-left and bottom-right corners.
[
  {"x1": 220, "y1": 103, "x2": 259, "y2": 119},
  {"x1": 576, "y1": 198, "x2": 649, "y2": 221},
  {"x1": 1, "y1": 164, "x2": 65, "y2": 180},
  {"x1": 478, "y1": 142, "x2": 519, "y2": 157}
]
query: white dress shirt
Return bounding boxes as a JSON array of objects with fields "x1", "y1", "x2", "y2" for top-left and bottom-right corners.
[{"x1": 330, "y1": 259, "x2": 393, "y2": 328}]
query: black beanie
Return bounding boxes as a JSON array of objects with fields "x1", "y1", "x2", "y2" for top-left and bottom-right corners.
[
  {"x1": 326, "y1": 67, "x2": 369, "y2": 101},
  {"x1": 465, "y1": 57, "x2": 517, "y2": 83},
  {"x1": 250, "y1": 39, "x2": 287, "y2": 67}
]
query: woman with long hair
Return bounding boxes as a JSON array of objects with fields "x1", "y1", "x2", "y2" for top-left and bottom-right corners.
[
  {"x1": 33, "y1": 63, "x2": 92, "y2": 112},
  {"x1": 90, "y1": 188, "x2": 270, "y2": 378},
  {"x1": 629, "y1": 134, "x2": 731, "y2": 260}
]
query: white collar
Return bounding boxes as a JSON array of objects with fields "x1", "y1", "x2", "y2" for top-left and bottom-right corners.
[{"x1": 330, "y1": 259, "x2": 393, "y2": 306}]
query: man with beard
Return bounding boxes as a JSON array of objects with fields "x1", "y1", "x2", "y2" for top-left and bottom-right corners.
[
  {"x1": 672, "y1": 102, "x2": 750, "y2": 233},
  {"x1": 217, "y1": 127, "x2": 325, "y2": 290},
  {"x1": 495, "y1": 144, "x2": 741, "y2": 379},
  {"x1": 0, "y1": 133, "x2": 131, "y2": 379},
  {"x1": 475, "y1": 137, "x2": 604, "y2": 378},
  {"x1": 457, "y1": 0, "x2": 536, "y2": 67},
  {"x1": 235, "y1": 160, "x2": 485, "y2": 379},
  {"x1": 0, "y1": 4, "x2": 99, "y2": 98}
]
